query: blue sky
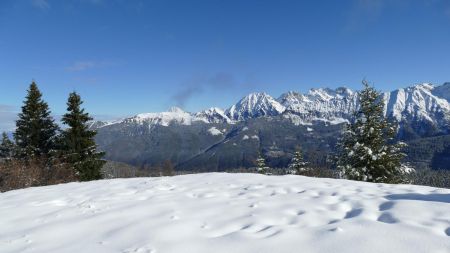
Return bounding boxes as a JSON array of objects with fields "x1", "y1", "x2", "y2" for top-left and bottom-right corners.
[{"x1": 1, "y1": 0, "x2": 450, "y2": 131}]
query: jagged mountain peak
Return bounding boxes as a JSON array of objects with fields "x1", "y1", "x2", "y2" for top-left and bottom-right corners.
[
  {"x1": 168, "y1": 106, "x2": 185, "y2": 113},
  {"x1": 412, "y1": 82, "x2": 434, "y2": 90},
  {"x1": 432, "y1": 82, "x2": 450, "y2": 102},
  {"x1": 307, "y1": 87, "x2": 354, "y2": 100},
  {"x1": 308, "y1": 88, "x2": 333, "y2": 100},
  {"x1": 125, "y1": 106, "x2": 192, "y2": 126},
  {"x1": 334, "y1": 86, "x2": 354, "y2": 95},
  {"x1": 384, "y1": 83, "x2": 450, "y2": 124},
  {"x1": 202, "y1": 107, "x2": 225, "y2": 113},
  {"x1": 278, "y1": 87, "x2": 355, "y2": 105},
  {"x1": 278, "y1": 87, "x2": 358, "y2": 125},
  {"x1": 195, "y1": 107, "x2": 232, "y2": 124},
  {"x1": 226, "y1": 92, "x2": 285, "y2": 121}
]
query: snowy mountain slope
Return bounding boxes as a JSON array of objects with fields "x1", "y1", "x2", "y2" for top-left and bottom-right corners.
[
  {"x1": 119, "y1": 107, "x2": 232, "y2": 128},
  {"x1": 432, "y1": 82, "x2": 450, "y2": 102},
  {"x1": 225, "y1": 92, "x2": 286, "y2": 121},
  {"x1": 194, "y1": 107, "x2": 233, "y2": 124},
  {"x1": 277, "y1": 83, "x2": 450, "y2": 129},
  {"x1": 383, "y1": 83, "x2": 450, "y2": 126},
  {"x1": 278, "y1": 87, "x2": 358, "y2": 124},
  {"x1": 1, "y1": 173, "x2": 449, "y2": 253},
  {"x1": 123, "y1": 106, "x2": 195, "y2": 126}
]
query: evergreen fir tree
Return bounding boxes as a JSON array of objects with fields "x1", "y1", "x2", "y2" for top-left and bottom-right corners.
[
  {"x1": 335, "y1": 81, "x2": 407, "y2": 183},
  {"x1": 60, "y1": 92, "x2": 105, "y2": 181},
  {"x1": 256, "y1": 153, "x2": 269, "y2": 174},
  {"x1": 288, "y1": 148, "x2": 308, "y2": 175},
  {"x1": 14, "y1": 81, "x2": 59, "y2": 158},
  {"x1": 0, "y1": 132, "x2": 15, "y2": 160}
]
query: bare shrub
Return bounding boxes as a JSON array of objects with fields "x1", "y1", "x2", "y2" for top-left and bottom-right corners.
[
  {"x1": 161, "y1": 160, "x2": 175, "y2": 176},
  {"x1": 0, "y1": 158, "x2": 77, "y2": 192},
  {"x1": 299, "y1": 167, "x2": 340, "y2": 179}
]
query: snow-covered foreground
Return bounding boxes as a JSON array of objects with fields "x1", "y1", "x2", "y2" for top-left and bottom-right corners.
[{"x1": 1, "y1": 173, "x2": 449, "y2": 253}]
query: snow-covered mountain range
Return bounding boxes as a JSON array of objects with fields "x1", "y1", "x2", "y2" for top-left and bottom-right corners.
[
  {"x1": 93, "y1": 82, "x2": 450, "y2": 130},
  {"x1": 92, "y1": 82, "x2": 450, "y2": 171}
]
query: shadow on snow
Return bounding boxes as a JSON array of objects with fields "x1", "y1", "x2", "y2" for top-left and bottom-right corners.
[{"x1": 385, "y1": 193, "x2": 450, "y2": 204}]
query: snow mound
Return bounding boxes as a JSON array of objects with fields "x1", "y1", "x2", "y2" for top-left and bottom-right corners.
[
  {"x1": 1, "y1": 174, "x2": 449, "y2": 253},
  {"x1": 208, "y1": 127, "x2": 222, "y2": 136}
]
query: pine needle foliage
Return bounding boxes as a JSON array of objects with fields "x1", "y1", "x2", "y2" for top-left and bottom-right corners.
[
  {"x1": 0, "y1": 132, "x2": 15, "y2": 160},
  {"x1": 60, "y1": 92, "x2": 105, "y2": 181},
  {"x1": 14, "y1": 82, "x2": 59, "y2": 158},
  {"x1": 288, "y1": 148, "x2": 308, "y2": 175},
  {"x1": 335, "y1": 81, "x2": 407, "y2": 184}
]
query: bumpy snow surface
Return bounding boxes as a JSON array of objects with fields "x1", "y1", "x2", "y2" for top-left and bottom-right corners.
[{"x1": 1, "y1": 173, "x2": 449, "y2": 253}]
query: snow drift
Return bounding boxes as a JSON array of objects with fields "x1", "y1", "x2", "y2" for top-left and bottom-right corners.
[{"x1": 1, "y1": 173, "x2": 449, "y2": 253}]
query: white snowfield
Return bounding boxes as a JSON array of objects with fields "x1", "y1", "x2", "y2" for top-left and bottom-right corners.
[{"x1": 1, "y1": 173, "x2": 449, "y2": 253}]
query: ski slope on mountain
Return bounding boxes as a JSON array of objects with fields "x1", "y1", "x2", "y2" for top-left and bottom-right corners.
[{"x1": 1, "y1": 173, "x2": 449, "y2": 253}]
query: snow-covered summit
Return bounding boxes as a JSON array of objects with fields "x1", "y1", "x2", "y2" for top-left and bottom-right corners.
[
  {"x1": 432, "y1": 82, "x2": 450, "y2": 102},
  {"x1": 226, "y1": 92, "x2": 286, "y2": 121},
  {"x1": 194, "y1": 107, "x2": 233, "y2": 124},
  {"x1": 118, "y1": 106, "x2": 233, "y2": 127},
  {"x1": 277, "y1": 83, "x2": 450, "y2": 128},
  {"x1": 124, "y1": 106, "x2": 194, "y2": 126},
  {"x1": 278, "y1": 87, "x2": 359, "y2": 124},
  {"x1": 383, "y1": 83, "x2": 450, "y2": 124},
  {"x1": 167, "y1": 106, "x2": 185, "y2": 113}
]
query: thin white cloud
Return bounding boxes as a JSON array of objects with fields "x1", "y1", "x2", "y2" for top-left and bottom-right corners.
[
  {"x1": 171, "y1": 72, "x2": 238, "y2": 107},
  {"x1": 0, "y1": 104, "x2": 18, "y2": 133},
  {"x1": 345, "y1": 0, "x2": 450, "y2": 30},
  {"x1": 66, "y1": 60, "x2": 119, "y2": 72},
  {"x1": 32, "y1": 0, "x2": 50, "y2": 10},
  {"x1": 344, "y1": 0, "x2": 386, "y2": 32},
  {"x1": 357, "y1": 0, "x2": 384, "y2": 13},
  {"x1": 66, "y1": 61, "x2": 97, "y2": 72},
  {"x1": 87, "y1": 0, "x2": 103, "y2": 4}
]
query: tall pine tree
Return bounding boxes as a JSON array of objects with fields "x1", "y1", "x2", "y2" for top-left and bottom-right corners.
[
  {"x1": 14, "y1": 81, "x2": 58, "y2": 158},
  {"x1": 60, "y1": 92, "x2": 105, "y2": 181},
  {"x1": 0, "y1": 132, "x2": 15, "y2": 160},
  {"x1": 336, "y1": 81, "x2": 407, "y2": 183}
]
